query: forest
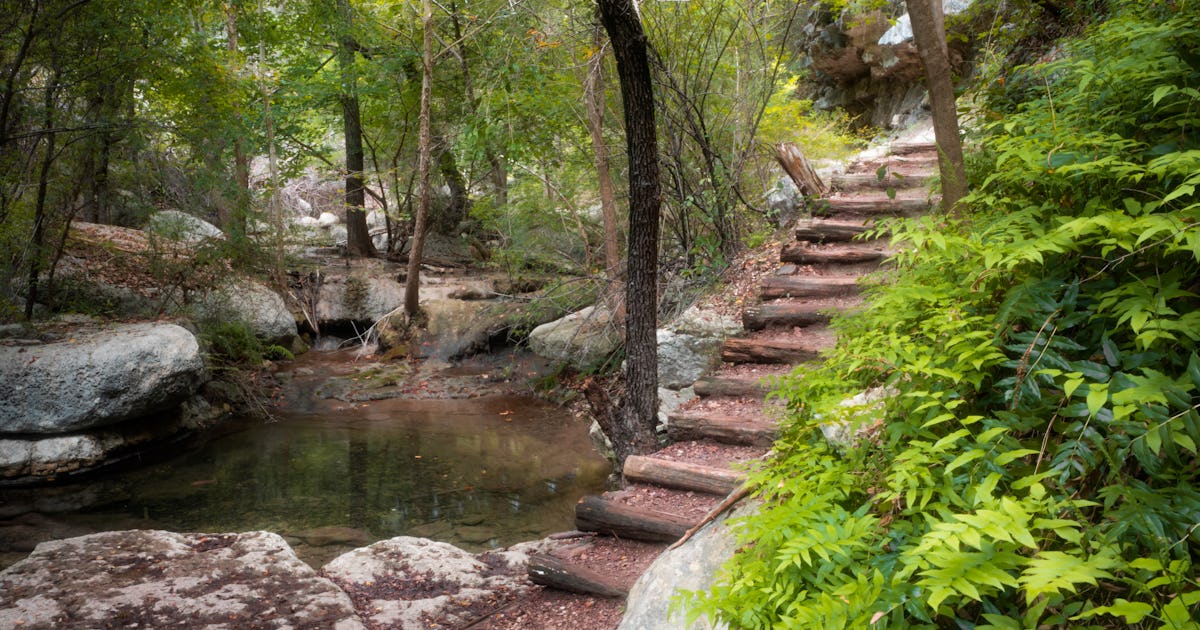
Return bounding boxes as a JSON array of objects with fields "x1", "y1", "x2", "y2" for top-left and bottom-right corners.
[{"x1": 3, "y1": 0, "x2": 1199, "y2": 626}]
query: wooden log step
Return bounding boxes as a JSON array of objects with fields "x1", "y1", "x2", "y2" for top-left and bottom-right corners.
[
  {"x1": 829, "y1": 172, "x2": 931, "y2": 192},
  {"x1": 815, "y1": 195, "x2": 931, "y2": 216},
  {"x1": 528, "y1": 552, "x2": 628, "y2": 598},
  {"x1": 742, "y1": 302, "x2": 834, "y2": 331},
  {"x1": 760, "y1": 275, "x2": 861, "y2": 300},
  {"x1": 623, "y1": 455, "x2": 745, "y2": 496},
  {"x1": 780, "y1": 243, "x2": 888, "y2": 265},
  {"x1": 575, "y1": 494, "x2": 693, "y2": 543},
  {"x1": 693, "y1": 374, "x2": 777, "y2": 399},
  {"x1": 889, "y1": 142, "x2": 938, "y2": 156},
  {"x1": 794, "y1": 219, "x2": 874, "y2": 243},
  {"x1": 720, "y1": 335, "x2": 826, "y2": 363},
  {"x1": 666, "y1": 412, "x2": 778, "y2": 446}
]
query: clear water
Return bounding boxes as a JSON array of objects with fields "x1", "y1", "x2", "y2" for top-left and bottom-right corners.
[{"x1": 1, "y1": 394, "x2": 610, "y2": 567}]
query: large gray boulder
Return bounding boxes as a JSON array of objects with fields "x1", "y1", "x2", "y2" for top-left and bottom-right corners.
[
  {"x1": 619, "y1": 499, "x2": 761, "y2": 630},
  {"x1": 657, "y1": 330, "x2": 720, "y2": 390},
  {"x1": 145, "y1": 210, "x2": 224, "y2": 243},
  {"x1": 197, "y1": 278, "x2": 297, "y2": 344},
  {"x1": 0, "y1": 530, "x2": 363, "y2": 629},
  {"x1": 315, "y1": 275, "x2": 405, "y2": 324},
  {"x1": 321, "y1": 536, "x2": 534, "y2": 629},
  {"x1": 527, "y1": 305, "x2": 621, "y2": 371},
  {"x1": 0, "y1": 323, "x2": 208, "y2": 434}
]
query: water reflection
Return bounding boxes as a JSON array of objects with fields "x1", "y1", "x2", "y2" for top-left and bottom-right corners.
[{"x1": 0, "y1": 395, "x2": 609, "y2": 567}]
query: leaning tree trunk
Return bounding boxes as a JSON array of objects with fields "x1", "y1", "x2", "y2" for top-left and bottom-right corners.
[
  {"x1": 907, "y1": 0, "x2": 967, "y2": 211},
  {"x1": 403, "y1": 0, "x2": 435, "y2": 317},
  {"x1": 598, "y1": 0, "x2": 661, "y2": 464}
]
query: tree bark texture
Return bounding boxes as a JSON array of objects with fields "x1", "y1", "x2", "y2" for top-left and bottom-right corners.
[
  {"x1": 906, "y1": 0, "x2": 967, "y2": 211},
  {"x1": 599, "y1": 0, "x2": 660, "y2": 457},
  {"x1": 404, "y1": 0, "x2": 434, "y2": 317},
  {"x1": 337, "y1": 0, "x2": 376, "y2": 257}
]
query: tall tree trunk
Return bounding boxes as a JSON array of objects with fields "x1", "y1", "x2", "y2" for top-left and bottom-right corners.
[
  {"x1": 447, "y1": 0, "x2": 505, "y2": 209},
  {"x1": 586, "y1": 17, "x2": 621, "y2": 289},
  {"x1": 25, "y1": 69, "x2": 57, "y2": 320},
  {"x1": 337, "y1": 0, "x2": 376, "y2": 257},
  {"x1": 404, "y1": 0, "x2": 434, "y2": 317},
  {"x1": 226, "y1": 3, "x2": 249, "y2": 240},
  {"x1": 907, "y1": 0, "x2": 967, "y2": 211},
  {"x1": 598, "y1": 0, "x2": 661, "y2": 463}
]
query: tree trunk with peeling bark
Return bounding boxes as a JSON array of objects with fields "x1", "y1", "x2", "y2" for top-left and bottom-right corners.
[{"x1": 907, "y1": 0, "x2": 967, "y2": 211}]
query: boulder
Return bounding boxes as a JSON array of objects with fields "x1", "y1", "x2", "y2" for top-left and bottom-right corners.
[
  {"x1": 657, "y1": 386, "x2": 696, "y2": 433},
  {"x1": 314, "y1": 275, "x2": 406, "y2": 324},
  {"x1": 669, "y1": 305, "x2": 741, "y2": 339},
  {"x1": 657, "y1": 330, "x2": 720, "y2": 390},
  {"x1": 0, "y1": 323, "x2": 208, "y2": 434},
  {"x1": 0, "y1": 530, "x2": 363, "y2": 629},
  {"x1": 527, "y1": 306, "x2": 621, "y2": 371},
  {"x1": 196, "y1": 278, "x2": 297, "y2": 344},
  {"x1": 321, "y1": 536, "x2": 533, "y2": 629},
  {"x1": 318, "y1": 212, "x2": 339, "y2": 227},
  {"x1": 619, "y1": 499, "x2": 761, "y2": 630},
  {"x1": 145, "y1": 210, "x2": 224, "y2": 243}
]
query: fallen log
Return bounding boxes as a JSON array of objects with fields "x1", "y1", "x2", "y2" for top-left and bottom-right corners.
[
  {"x1": 760, "y1": 275, "x2": 861, "y2": 300},
  {"x1": 527, "y1": 552, "x2": 628, "y2": 598},
  {"x1": 741, "y1": 303, "x2": 833, "y2": 331},
  {"x1": 575, "y1": 495, "x2": 693, "y2": 542},
  {"x1": 623, "y1": 455, "x2": 745, "y2": 496},
  {"x1": 693, "y1": 375, "x2": 776, "y2": 399},
  {"x1": 794, "y1": 219, "x2": 874, "y2": 243},
  {"x1": 775, "y1": 142, "x2": 828, "y2": 197},
  {"x1": 817, "y1": 196, "x2": 930, "y2": 216},
  {"x1": 667, "y1": 412, "x2": 778, "y2": 446},
  {"x1": 889, "y1": 142, "x2": 938, "y2": 156},
  {"x1": 721, "y1": 336, "x2": 827, "y2": 364},
  {"x1": 779, "y1": 243, "x2": 888, "y2": 265},
  {"x1": 829, "y1": 172, "x2": 931, "y2": 192}
]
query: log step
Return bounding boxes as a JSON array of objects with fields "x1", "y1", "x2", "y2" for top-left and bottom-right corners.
[
  {"x1": 721, "y1": 335, "x2": 828, "y2": 363},
  {"x1": 813, "y1": 195, "x2": 931, "y2": 217},
  {"x1": 623, "y1": 455, "x2": 745, "y2": 496},
  {"x1": 829, "y1": 172, "x2": 932, "y2": 192},
  {"x1": 780, "y1": 242, "x2": 889, "y2": 265},
  {"x1": 794, "y1": 219, "x2": 876, "y2": 243},
  {"x1": 760, "y1": 275, "x2": 861, "y2": 300},
  {"x1": 742, "y1": 301, "x2": 856, "y2": 331},
  {"x1": 693, "y1": 374, "x2": 778, "y2": 399},
  {"x1": 889, "y1": 142, "x2": 938, "y2": 156},
  {"x1": 666, "y1": 411, "x2": 778, "y2": 446},
  {"x1": 575, "y1": 494, "x2": 693, "y2": 543},
  {"x1": 528, "y1": 552, "x2": 628, "y2": 598}
]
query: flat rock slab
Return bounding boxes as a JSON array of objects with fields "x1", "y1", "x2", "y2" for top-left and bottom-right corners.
[
  {"x1": 0, "y1": 323, "x2": 207, "y2": 434},
  {"x1": 0, "y1": 530, "x2": 363, "y2": 629},
  {"x1": 321, "y1": 536, "x2": 534, "y2": 629}
]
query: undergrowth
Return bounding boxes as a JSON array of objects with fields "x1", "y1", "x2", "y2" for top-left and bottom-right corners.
[{"x1": 684, "y1": 2, "x2": 1200, "y2": 627}]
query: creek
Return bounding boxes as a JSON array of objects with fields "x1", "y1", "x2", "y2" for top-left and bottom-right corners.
[{"x1": 0, "y1": 348, "x2": 610, "y2": 569}]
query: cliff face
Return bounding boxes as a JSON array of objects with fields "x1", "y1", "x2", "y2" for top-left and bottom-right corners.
[{"x1": 794, "y1": 0, "x2": 983, "y2": 129}]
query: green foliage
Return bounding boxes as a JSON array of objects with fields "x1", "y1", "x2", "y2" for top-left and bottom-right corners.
[
  {"x1": 199, "y1": 319, "x2": 267, "y2": 367},
  {"x1": 685, "y1": 3, "x2": 1200, "y2": 627}
]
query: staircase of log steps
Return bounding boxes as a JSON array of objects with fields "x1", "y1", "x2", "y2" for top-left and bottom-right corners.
[{"x1": 526, "y1": 142, "x2": 941, "y2": 600}]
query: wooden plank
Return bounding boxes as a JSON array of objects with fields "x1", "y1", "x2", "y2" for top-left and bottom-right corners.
[
  {"x1": 575, "y1": 495, "x2": 693, "y2": 543},
  {"x1": 829, "y1": 172, "x2": 931, "y2": 192},
  {"x1": 760, "y1": 275, "x2": 860, "y2": 300},
  {"x1": 623, "y1": 455, "x2": 744, "y2": 496},
  {"x1": 889, "y1": 142, "x2": 937, "y2": 156},
  {"x1": 720, "y1": 336, "x2": 825, "y2": 364},
  {"x1": 779, "y1": 243, "x2": 888, "y2": 265},
  {"x1": 742, "y1": 302, "x2": 833, "y2": 331},
  {"x1": 814, "y1": 196, "x2": 930, "y2": 216},
  {"x1": 666, "y1": 412, "x2": 778, "y2": 446},
  {"x1": 527, "y1": 553, "x2": 628, "y2": 598},
  {"x1": 693, "y1": 375, "x2": 775, "y2": 399},
  {"x1": 794, "y1": 219, "x2": 874, "y2": 243}
]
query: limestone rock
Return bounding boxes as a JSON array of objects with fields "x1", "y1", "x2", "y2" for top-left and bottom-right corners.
[
  {"x1": 321, "y1": 536, "x2": 533, "y2": 629},
  {"x1": 527, "y1": 306, "x2": 621, "y2": 371},
  {"x1": 0, "y1": 530, "x2": 363, "y2": 629},
  {"x1": 657, "y1": 330, "x2": 720, "y2": 390},
  {"x1": 315, "y1": 274, "x2": 405, "y2": 324},
  {"x1": 657, "y1": 386, "x2": 696, "y2": 433},
  {"x1": 0, "y1": 323, "x2": 208, "y2": 434},
  {"x1": 669, "y1": 305, "x2": 741, "y2": 339},
  {"x1": 196, "y1": 278, "x2": 297, "y2": 344},
  {"x1": 619, "y1": 498, "x2": 761, "y2": 629},
  {"x1": 145, "y1": 210, "x2": 224, "y2": 242}
]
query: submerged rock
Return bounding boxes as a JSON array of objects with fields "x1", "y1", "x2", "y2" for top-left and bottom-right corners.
[
  {"x1": 0, "y1": 323, "x2": 208, "y2": 434},
  {"x1": 0, "y1": 530, "x2": 363, "y2": 629}
]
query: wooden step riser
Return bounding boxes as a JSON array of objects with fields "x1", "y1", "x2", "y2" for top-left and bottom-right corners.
[
  {"x1": 829, "y1": 173, "x2": 932, "y2": 193},
  {"x1": 760, "y1": 276, "x2": 861, "y2": 300},
  {"x1": 794, "y1": 222, "x2": 875, "y2": 243},
  {"x1": 667, "y1": 413, "x2": 779, "y2": 446},
  {"x1": 623, "y1": 455, "x2": 744, "y2": 496},
  {"x1": 720, "y1": 336, "x2": 824, "y2": 363},
  {"x1": 693, "y1": 376, "x2": 775, "y2": 399},
  {"x1": 780, "y1": 243, "x2": 888, "y2": 265},
  {"x1": 575, "y1": 495, "x2": 693, "y2": 543},
  {"x1": 742, "y1": 303, "x2": 838, "y2": 331},
  {"x1": 528, "y1": 553, "x2": 628, "y2": 598},
  {"x1": 810, "y1": 197, "x2": 931, "y2": 218}
]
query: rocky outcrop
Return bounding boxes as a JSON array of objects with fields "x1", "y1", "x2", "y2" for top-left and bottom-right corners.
[
  {"x1": 196, "y1": 278, "x2": 297, "y2": 344},
  {"x1": 528, "y1": 305, "x2": 622, "y2": 371},
  {"x1": 314, "y1": 274, "x2": 405, "y2": 325},
  {"x1": 145, "y1": 210, "x2": 225, "y2": 242},
  {"x1": 657, "y1": 330, "x2": 720, "y2": 390},
  {"x1": 0, "y1": 530, "x2": 363, "y2": 629},
  {"x1": 619, "y1": 499, "x2": 760, "y2": 630},
  {"x1": 0, "y1": 323, "x2": 208, "y2": 434},
  {"x1": 322, "y1": 536, "x2": 536, "y2": 628}
]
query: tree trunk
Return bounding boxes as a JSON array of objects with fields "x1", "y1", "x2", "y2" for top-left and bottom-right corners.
[
  {"x1": 435, "y1": 139, "x2": 468, "y2": 233},
  {"x1": 404, "y1": 0, "x2": 435, "y2": 317},
  {"x1": 226, "y1": 4, "x2": 249, "y2": 240},
  {"x1": 337, "y1": 0, "x2": 376, "y2": 257},
  {"x1": 599, "y1": 0, "x2": 661, "y2": 460},
  {"x1": 906, "y1": 0, "x2": 967, "y2": 211},
  {"x1": 25, "y1": 68, "x2": 58, "y2": 320}
]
